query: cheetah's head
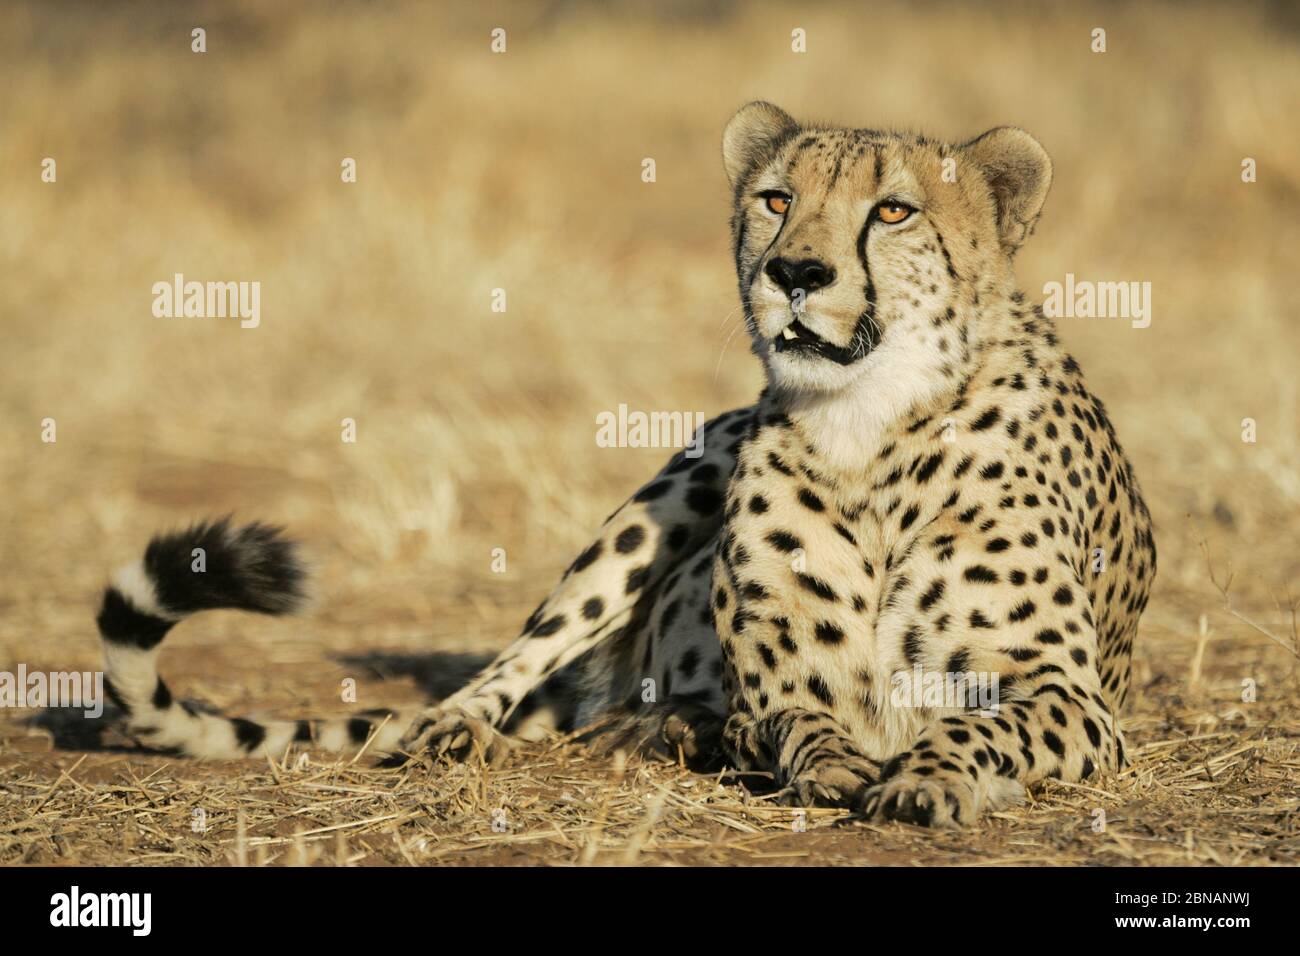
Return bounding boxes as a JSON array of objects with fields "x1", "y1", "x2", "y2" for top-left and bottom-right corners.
[{"x1": 723, "y1": 102, "x2": 1051, "y2": 396}]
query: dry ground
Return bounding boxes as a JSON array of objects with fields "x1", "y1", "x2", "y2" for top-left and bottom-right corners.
[{"x1": 1, "y1": 0, "x2": 1298, "y2": 866}]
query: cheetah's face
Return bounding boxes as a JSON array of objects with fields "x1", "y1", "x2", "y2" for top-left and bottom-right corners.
[{"x1": 722, "y1": 103, "x2": 1051, "y2": 396}]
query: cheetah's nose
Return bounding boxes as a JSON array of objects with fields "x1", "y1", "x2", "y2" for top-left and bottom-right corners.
[{"x1": 765, "y1": 257, "x2": 836, "y2": 297}]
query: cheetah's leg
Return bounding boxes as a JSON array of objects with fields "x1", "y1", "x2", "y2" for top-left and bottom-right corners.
[
  {"x1": 394, "y1": 407, "x2": 755, "y2": 763},
  {"x1": 723, "y1": 707, "x2": 880, "y2": 805},
  {"x1": 857, "y1": 531, "x2": 1127, "y2": 827},
  {"x1": 573, "y1": 535, "x2": 730, "y2": 770},
  {"x1": 862, "y1": 689, "x2": 1122, "y2": 828}
]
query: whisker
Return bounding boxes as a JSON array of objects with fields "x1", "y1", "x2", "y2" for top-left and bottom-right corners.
[
  {"x1": 717, "y1": 312, "x2": 748, "y2": 382},
  {"x1": 714, "y1": 309, "x2": 749, "y2": 384},
  {"x1": 716, "y1": 303, "x2": 744, "y2": 330}
]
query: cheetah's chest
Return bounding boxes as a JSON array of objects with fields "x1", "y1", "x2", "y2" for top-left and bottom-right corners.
[{"x1": 718, "y1": 424, "x2": 962, "y2": 740}]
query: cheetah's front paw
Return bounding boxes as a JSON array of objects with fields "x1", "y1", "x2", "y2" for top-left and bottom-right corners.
[
  {"x1": 773, "y1": 756, "x2": 878, "y2": 809},
  {"x1": 861, "y1": 769, "x2": 976, "y2": 828},
  {"x1": 391, "y1": 709, "x2": 510, "y2": 768}
]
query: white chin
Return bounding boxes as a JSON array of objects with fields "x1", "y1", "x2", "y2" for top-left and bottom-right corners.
[{"x1": 767, "y1": 350, "x2": 866, "y2": 395}]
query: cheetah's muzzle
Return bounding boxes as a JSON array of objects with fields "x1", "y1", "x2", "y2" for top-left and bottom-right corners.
[{"x1": 772, "y1": 313, "x2": 874, "y2": 365}]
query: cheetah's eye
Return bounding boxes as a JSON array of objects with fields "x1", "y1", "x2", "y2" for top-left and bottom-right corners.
[
  {"x1": 761, "y1": 192, "x2": 792, "y2": 216},
  {"x1": 875, "y1": 202, "x2": 914, "y2": 224}
]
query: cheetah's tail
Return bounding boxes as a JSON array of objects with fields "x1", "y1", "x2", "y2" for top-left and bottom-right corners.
[{"x1": 95, "y1": 517, "x2": 409, "y2": 759}]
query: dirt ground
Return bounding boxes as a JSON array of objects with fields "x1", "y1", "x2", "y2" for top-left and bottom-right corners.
[{"x1": 2, "y1": 0, "x2": 1298, "y2": 866}]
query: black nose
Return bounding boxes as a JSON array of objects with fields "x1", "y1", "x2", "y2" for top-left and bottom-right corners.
[{"x1": 764, "y1": 257, "x2": 836, "y2": 297}]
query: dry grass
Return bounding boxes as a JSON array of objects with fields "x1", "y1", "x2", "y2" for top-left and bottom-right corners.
[{"x1": 1, "y1": 0, "x2": 1298, "y2": 866}]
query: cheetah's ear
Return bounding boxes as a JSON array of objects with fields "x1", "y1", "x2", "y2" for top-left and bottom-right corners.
[
  {"x1": 961, "y1": 127, "x2": 1053, "y2": 254},
  {"x1": 722, "y1": 101, "x2": 799, "y2": 189}
]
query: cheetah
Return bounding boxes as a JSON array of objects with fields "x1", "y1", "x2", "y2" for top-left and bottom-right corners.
[{"x1": 95, "y1": 102, "x2": 1155, "y2": 827}]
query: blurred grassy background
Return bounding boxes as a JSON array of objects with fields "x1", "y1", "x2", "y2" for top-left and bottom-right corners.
[{"x1": 2, "y1": 0, "x2": 1297, "y2": 705}]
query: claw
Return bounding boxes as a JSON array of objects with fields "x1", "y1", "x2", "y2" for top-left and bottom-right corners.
[{"x1": 394, "y1": 709, "x2": 510, "y2": 769}]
